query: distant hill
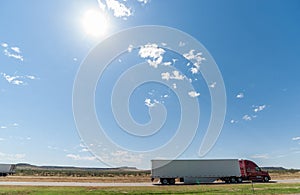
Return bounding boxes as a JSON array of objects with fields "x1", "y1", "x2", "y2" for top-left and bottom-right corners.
[
  {"x1": 14, "y1": 163, "x2": 150, "y2": 177},
  {"x1": 16, "y1": 163, "x2": 139, "y2": 171},
  {"x1": 261, "y1": 167, "x2": 287, "y2": 171}
]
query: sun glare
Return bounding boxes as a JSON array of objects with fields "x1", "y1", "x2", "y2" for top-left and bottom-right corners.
[{"x1": 82, "y1": 9, "x2": 108, "y2": 37}]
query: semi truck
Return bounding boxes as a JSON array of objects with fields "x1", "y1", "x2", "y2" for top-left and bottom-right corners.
[
  {"x1": 151, "y1": 159, "x2": 271, "y2": 184},
  {"x1": 0, "y1": 164, "x2": 16, "y2": 176}
]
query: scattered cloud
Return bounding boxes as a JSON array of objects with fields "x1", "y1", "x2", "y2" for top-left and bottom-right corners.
[
  {"x1": 253, "y1": 105, "x2": 266, "y2": 113},
  {"x1": 172, "y1": 58, "x2": 178, "y2": 64},
  {"x1": 292, "y1": 137, "x2": 300, "y2": 141},
  {"x1": 190, "y1": 67, "x2": 198, "y2": 74},
  {"x1": 1, "y1": 73, "x2": 37, "y2": 85},
  {"x1": 139, "y1": 43, "x2": 165, "y2": 68},
  {"x1": 47, "y1": 146, "x2": 59, "y2": 150},
  {"x1": 137, "y1": 0, "x2": 150, "y2": 4},
  {"x1": 0, "y1": 122, "x2": 19, "y2": 129},
  {"x1": 0, "y1": 152, "x2": 26, "y2": 161},
  {"x1": 73, "y1": 57, "x2": 78, "y2": 61},
  {"x1": 1, "y1": 43, "x2": 24, "y2": 61},
  {"x1": 242, "y1": 114, "x2": 252, "y2": 121},
  {"x1": 3, "y1": 49, "x2": 24, "y2": 61},
  {"x1": 172, "y1": 83, "x2": 177, "y2": 89},
  {"x1": 0, "y1": 138, "x2": 4, "y2": 141},
  {"x1": 179, "y1": 41, "x2": 186, "y2": 47},
  {"x1": 79, "y1": 142, "x2": 90, "y2": 152},
  {"x1": 236, "y1": 92, "x2": 244, "y2": 99},
  {"x1": 98, "y1": 0, "x2": 132, "y2": 19},
  {"x1": 250, "y1": 154, "x2": 269, "y2": 159},
  {"x1": 230, "y1": 119, "x2": 238, "y2": 124},
  {"x1": 1, "y1": 42, "x2": 8, "y2": 47},
  {"x1": 145, "y1": 98, "x2": 160, "y2": 108},
  {"x1": 127, "y1": 44, "x2": 134, "y2": 52},
  {"x1": 161, "y1": 70, "x2": 185, "y2": 81},
  {"x1": 144, "y1": 98, "x2": 156, "y2": 107},
  {"x1": 163, "y1": 61, "x2": 172, "y2": 66},
  {"x1": 183, "y1": 49, "x2": 205, "y2": 74},
  {"x1": 108, "y1": 150, "x2": 144, "y2": 164},
  {"x1": 66, "y1": 154, "x2": 97, "y2": 161},
  {"x1": 188, "y1": 91, "x2": 200, "y2": 98},
  {"x1": 209, "y1": 82, "x2": 217, "y2": 88},
  {"x1": 11, "y1": 47, "x2": 21, "y2": 53},
  {"x1": 98, "y1": 0, "x2": 150, "y2": 19}
]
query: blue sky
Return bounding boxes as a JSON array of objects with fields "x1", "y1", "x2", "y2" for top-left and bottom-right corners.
[{"x1": 0, "y1": 0, "x2": 300, "y2": 169}]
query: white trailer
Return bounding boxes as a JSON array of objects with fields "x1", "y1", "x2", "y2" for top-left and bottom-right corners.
[
  {"x1": 151, "y1": 159, "x2": 241, "y2": 184},
  {"x1": 0, "y1": 164, "x2": 16, "y2": 176}
]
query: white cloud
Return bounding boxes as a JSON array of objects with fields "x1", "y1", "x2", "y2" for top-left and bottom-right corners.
[
  {"x1": 161, "y1": 70, "x2": 185, "y2": 81},
  {"x1": 172, "y1": 83, "x2": 177, "y2": 89},
  {"x1": 0, "y1": 138, "x2": 4, "y2": 141},
  {"x1": 145, "y1": 98, "x2": 156, "y2": 107},
  {"x1": 127, "y1": 44, "x2": 134, "y2": 52},
  {"x1": 190, "y1": 67, "x2": 198, "y2": 74},
  {"x1": 109, "y1": 150, "x2": 144, "y2": 163},
  {"x1": 1, "y1": 73, "x2": 37, "y2": 85},
  {"x1": 0, "y1": 152, "x2": 26, "y2": 161},
  {"x1": 161, "y1": 72, "x2": 170, "y2": 80},
  {"x1": 242, "y1": 115, "x2": 252, "y2": 121},
  {"x1": 251, "y1": 154, "x2": 269, "y2": 159},
  {"x1": 3, "y1": 49, "x2": 24, "y2": 61},
  {"x1": 98, "y1": 0, "x2": 132, "y2": 18},
  {"x1": 183, "y1": 49, "x2": 205, "y2": 73},
  {"x1": 209, "y1": 82, "x2": 217, "y2": 88},
  {"x1": 163, "y1": 61, "x2": 172, "y2": 66},
  {"x1": 236, "y1": 92, "x2": 244, "y2": 99},
  {"x1": 137, "y1": 0, "x2": 150, "y2": 4},
  {"x1": 172, "y1": 58, "x2": 178, "y2": 64},
  {"x1": 179, "y1": 41, "x2": 186, "y2": 47},
  {"x1": 1, "y1": 43, "x2": 8, "y2": 47},
  {"x1": 1, "y1": 42, "x2": 24, "y2": 61},
  {"x1": 188, "y1": 91, "x2": 200, "y2": 98},
  {"x1": 26, "y1": 75, "x2": 36, "y2": 80},
  {"x1": 139, "y1": 43, "x2": 165, "y2": 68},
  {"x1": 73, "y1": 58, "x2": 78, "y2": 61},
  {"x1": 47, "y1": 146, "x2": 58, "y2": 150},
  {"x1": 0, "y1": 126, "x2": 7, "y2": 129},
  {"x1": 66, "y1": 154, "x2": 97, "y2": 161},
  {"x1": 253, "y1": 105, "x2": 266, "y2": 113},
  {"x1": 230, "y1": 119, "x2": 238, "y2": 124},
  {"x1": 78, "y1": 142, "x2": 91, "y2": 152},
  {"x1": 292, "y1": 137, "x2": 300, "y2": 141},
  {"x1": 11, "y1": 47, "x2": 21, "y2": 53}
]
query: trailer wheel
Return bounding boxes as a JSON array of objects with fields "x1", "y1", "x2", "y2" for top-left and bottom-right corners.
[
  {"x1": 237, "y1": 177, "x2": 243, "y2": 183},
  {"x1": 263, "y1": 176, "x2": 269, "y2": 182},
  {"x1": 168, "y1": 178, "x2": 175, "y2": 185},
  {"x1": 160, "y1": 178, "x2": 168, "y2": 185},
  {"x1": 230, "y1": 177, "x2": 237, "y2": 183}
]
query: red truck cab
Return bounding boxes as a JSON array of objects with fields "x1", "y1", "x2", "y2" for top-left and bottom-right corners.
[{"x1": 239, "y1": 160, "x2": 271, "y2": 182}]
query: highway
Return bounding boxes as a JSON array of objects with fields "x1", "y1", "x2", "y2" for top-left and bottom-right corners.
[{"x1": 0, "y1": 180, "x2": 299, "y2": 186}]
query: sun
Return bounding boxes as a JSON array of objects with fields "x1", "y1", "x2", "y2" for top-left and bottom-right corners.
[{"x1": 82, "y1": 9, "x2": 109, "y2": 37}]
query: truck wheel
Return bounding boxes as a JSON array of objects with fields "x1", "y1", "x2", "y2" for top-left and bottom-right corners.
[
  {"x1": 237, "y1": 177, "x2": 243, "y2": 183},
  {"x1": 230, "y1": 177, "x2": 237, "y2": 183},
  {"x1": 168, "y1": 178, "x2": 175, "y2": 185},
  {"x1": 160, "y1": 178, "x2": 168, "y2": 185},
  {"x1": 263, "y1": 176, "x2": 269, "y2": 182}
]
